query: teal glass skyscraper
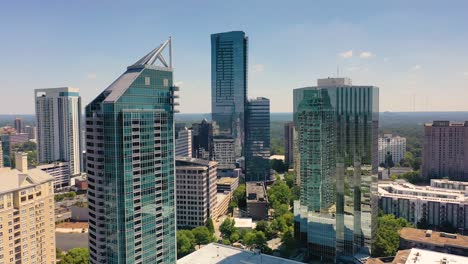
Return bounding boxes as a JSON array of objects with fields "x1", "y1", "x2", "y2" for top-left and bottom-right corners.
[
  {"x1": 86, "y1": 39, "x2": 177, "y2": 264},
  {"x1": 293, "y1": 78, "x2": 379, "y2": 263},
  {"x1": 211, "y1": 31, "x2": 248, "y2": 157},
  {"x1": 245, "y1": 97, "x2": 271, "y2": 182}
]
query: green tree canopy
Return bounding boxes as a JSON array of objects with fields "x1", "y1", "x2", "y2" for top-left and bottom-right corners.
[
  {"x1": 206, "y1": 217, "x2": 215, "y2": 234},
  {"x1": 60, "y1": 248, "x2": 89, "y2": 264},
  {"x1": 177, "y1": 230, "x2": 195, "y2": 258},
  {"x1": 373, "y1": 214, "x2": 412, "y2": 257},
  {"x1": 192, "y1": 226, "x2": 215, "y2": 246},
  {"x1": 220, "y1": 218, "x2": 237, "y2": 239}
]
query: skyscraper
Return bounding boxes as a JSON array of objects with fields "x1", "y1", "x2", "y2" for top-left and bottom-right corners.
[
  {"x1": 0, "y1": 140, "x2": 3, "y2": 168},
  {"x1": 245, "y1": 97, "x2": 271, "y2": 182},
  {"x1": 191, "y1": 119, "x2": 213, "y2": 159},
  {"x1": 211, "y1": 31, "x2": 248, "y2": 157},
  {"x1": 85, "y1": 38, "x2": 177, "y2": 264},
  {"x1": 284, "y1": 122, "x2": 294, "y2": 167},
  {"x1": 14, "y1": 117, "x2": 23, "y2": 133},
  {"x1": 35, "y1": 87, "x2": 82, "y2": 180},
  {"x1": 378, "y1": 134, "x2": 406, "y2": 165},
  {"x1": 293, "y1": 78, "x2": 379, "y2": 262},
  {"x1": 175, "y1": 124, "x2": 192, "y2": 157}
]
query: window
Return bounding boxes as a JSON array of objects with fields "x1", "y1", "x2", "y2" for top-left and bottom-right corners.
[
  {"x1": 163, "y1": 78, "x2": 169, "y2": 87},
  {"x1": 145, "y1": 77, "x2": 151, "y2": 85}
]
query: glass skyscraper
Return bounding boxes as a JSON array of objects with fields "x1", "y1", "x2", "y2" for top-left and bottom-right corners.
[
  {"x1": 86, "y1": 38, "x2": 177, "y2": 264},
  {"x1": 293, "y1": 78, "x2": 379, "y2": 263},
  {"x1": 245, "y1": 97, "x2": 271, "y2": 182},
  {"x1": 211, "y1": 31, "x2": 248, "y2": 157}
]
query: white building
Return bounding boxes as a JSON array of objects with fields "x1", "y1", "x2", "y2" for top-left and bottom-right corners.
[
  {"x1": 175, "y1": 125, "x2": 192, "y2": 157},
  {"x1": 176, "y1": 157, "x2": 218, "y2": 228},
  {"x1": 35, "y1": 87, "x2": 82, "y2": 188},
  {"x1": 379, "y1": 180, "x2": 468, "y2": 229},
  {"x1": 431, "y1": 178, "x2": 468, "y2": 191},
  {"x1": 36, "y1": 162, "x2": 70, "y2": 191},
  {"x1": 378, "y1": 134, "x2": 406, "y2": 164},
  {"x1": 212, "y1": 136, "x2": 236, "y2": 170}
]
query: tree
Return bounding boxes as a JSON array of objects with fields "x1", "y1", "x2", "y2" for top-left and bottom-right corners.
[
  {"x1": 192, "y1": 226, "x2": 215, "y2": 247},
  {"x1": 255, "y1": 221, "x2": 274, "y2": 239},
  {"x1": 220, "y1": 218, "x2": 236, "y2": 239},
  {"x1": 267, "y1": 181, "x2": 292, "y2": 208},
  {"x1": 284, "y1": 172, "x2": 294, "y2": 188},
  {"x1": 372, "y1": 214, "x2": 412, "y2": 257},
  {"x1": 233, "y1": 184, "x2": 246, "y2": 209},
  {"x1": 280, "y1": 226, "x2": 296, "y2": 257},
  {"x1": 385, "y1": 151, "x2": 395, "y2": 176},
  {"x1": 206, "y1": 217, "x2": 215, "y2": 234},
  {"x1": 177, "y1": 230, "x2": 195, "y2": 258},
  {"x1": 243, "y1": 230, "x2": 269, "y2": 252},
  {"x1": 270, "y1": 159, "x2": 287, "y2": 173},
  {"x1": 60, "y1": 248, "x2": 89, "y2": 264},
  {"x1": 272, "y1": 203, "x2": 289, "y2": 218}
]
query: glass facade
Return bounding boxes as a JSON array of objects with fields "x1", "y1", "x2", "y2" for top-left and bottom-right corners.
[
  {"x1": 211, "y1": 31, "x2": 248, "y2": 157},
  {"x1": 293, "y1": 78, "x2": 379, "y2": 262},
  {"x1": 245, "y1": 97, "x2": 271, "y2": 182},
  {"x1": 86, "y1": 55, "x2": 177, "y2": 263}
]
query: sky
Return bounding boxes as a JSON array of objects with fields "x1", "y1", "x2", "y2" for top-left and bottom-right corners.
[{"x1": 1, "y1": 0, "x2": 468, "y2": 114}]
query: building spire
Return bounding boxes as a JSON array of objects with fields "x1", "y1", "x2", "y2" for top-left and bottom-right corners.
[{"x1": 130, "y1": 37, "x2": 172, "y2": 68}]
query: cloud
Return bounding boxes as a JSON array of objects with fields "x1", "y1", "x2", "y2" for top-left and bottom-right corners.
[
  {"x1": 252, "y1": 64, "x2": 265, "y2": 73},
  {"x1": 411, "y1": 65, "x2": 422, "y2": 71},
  {"x1": 339, "y1": 50, "x2": 353, "y2": 58},
  {"x1": 174, "y1": 81, "x2": 184, "y2": 87},
  {"x1": 86, "y1": 73, "x2": 97, "y2": 80},
  {"x1": 359, "y1": 51, "x2": 373, "y2": 58}
]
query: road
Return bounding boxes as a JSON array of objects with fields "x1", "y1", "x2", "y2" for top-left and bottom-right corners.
[{"x1": 56, "y1": 232, "x2": 88, "y2": 251}]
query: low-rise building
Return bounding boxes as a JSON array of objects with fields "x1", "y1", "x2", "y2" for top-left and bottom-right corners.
[
  {"x1": 215, "y1": 192, "x2": 232, "y2": 219},
  {"x1": 379, "y1": 180, "x2": 468, "y2": 230},
  {"x1": 246, "y1": 182, "x2": 268, "y2": 220},
  {"x1": 399, "y1": 227, "x2": 468, "y2": 256},
  {"x1": 217, "y1": 176, "x2": 239, "y2": 193},
  {"x1": 431, "y1": 178, "x2": 468, "y2": 191},
  {"x1": 367, "y1": 248, "x2": 468, "y2": 264},
  {"x1": 0, "y1": 153, "x2": 56, "y2": 263},
  {"x1": 176, "y1": 157, "x2": 218, "y2": 228}
]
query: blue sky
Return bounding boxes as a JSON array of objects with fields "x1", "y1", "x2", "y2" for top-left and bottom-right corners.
[{"x1": 1, "y1": 0, "x2": 468, "y2": 114}]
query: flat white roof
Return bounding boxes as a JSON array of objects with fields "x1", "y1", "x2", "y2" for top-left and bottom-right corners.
[
  {"x1": 404, "y1": 248, "x2": 468, "y2": 264},
  {"x1": 177, "y1": 243, "x2": 305, "y2": 264}
]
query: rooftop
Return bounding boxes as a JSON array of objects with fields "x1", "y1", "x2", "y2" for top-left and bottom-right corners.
[
  {"x1": 403, "y1": 248, "x2": 467, "y2": 264},
  {"x1": 217, "y1": 177, "x2": 238, "y2": 185},
  {"x1": 399, "y1": 227, "x2": 468, "y2": 249},
  {"x1": 425, "y1": 120, "x2": 468, "y2": 127},
  {"x1": 176, "y1": 156, "x2": 217, "y2": 167},
  {"x1": 177, "y1": 243, "x2": 304, "y2": 264},
  {"x1": 246, "y1": 182, "x2": 267, "y2": 202},
  {"x1": 0, "y1": 167, "x2": 54, "y2": 194}
]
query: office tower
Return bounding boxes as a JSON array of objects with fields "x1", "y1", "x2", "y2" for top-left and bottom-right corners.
[
  {"x1": 0, "y1": 133, "x2": 30, "y2": 167},
  {"x1": 175, "y1": 157, "x2": 218, "y2": 228},
  {"x1": 35, "y1": 87, "x2": 82, "y2": 180},
  {"x1": 24, "y1": 125, "x2": 37, "y2": 141},
  {"x1": 0, "y1": 141, "x2": 3, "y2": 167},
  {"x1": 192, "y1": 119, "x2": 213, "y2": 159},
  {"x1": 211, "y1": 31, "x2": 248, "y2": 157},
  {"x1": 36, "y1": 162, "x2": 70, "y2": 190},
  {"x1": 293, "y1": 78, "x2": 379, "y2": 262},
  {"x1": 378, "y1": 134, "x2": 406, "y2": 165},
  {"x1": 86, "y1": 38, "x2": 177, "y2": 264},
  {"x1": 245, "y1": 97, "x2": 270, "y2": 182},
  {"x1": 284, "y1": 122, "x2": 294, "y2": 167},
  {"x1": 212, "y1": 136, "x2": 236, "y2": 170},
  {"x1": 175, "y1": 124, "x2": 192, "y2": 157},
  {"x1": 0, "y1": 153, "x2": 56, "y2": 264},
  {"x1": 14, "y1": 117, "x2": 23, "y2": 133},
  {"x1": 422, "y1": 121, "x2": 468, "y2": 181}
]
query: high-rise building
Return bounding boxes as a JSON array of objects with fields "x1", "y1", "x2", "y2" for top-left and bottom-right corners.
[
  {"x1": 211, "y1": 31, "x2": 248, "y2": 157},
  {"x1": 0, "y1": 133, "x2": 30, "y2": 167},
  {"x1": 422, "y1": 121, "x2": 468, "y2": 181},
  {"x1": 36, "y1": 162, "x2": 70, "y2": 190},
  {"x1": 245, "y1": 97, "x2": 270, "y2": 182},
  {"x1": 175, "y1": 157, "x2": 218, "y2": 228},
  {"x1": 293, "y1": 78, "x2": 379, "y2": 262},
  {"x1": 175, "y1": 124, "x2": 192, "y2": 157},
  {"x1": 212, "y1": 135, "x2": 236, "y2": 170},
  {"x1": 192, "y1": 119, "x2": 213, "y2": 159},
  {"x1": 0, "y1": 140, "x2": 3, "y2": 168},
  {"x1": 24, "y1": 125, "x2": 37, "y2": 141},
  {"x1": 378, "y1": 134, "x2": 406, "y2": 165},
  {"x1": 0, "y1": 153, "x2": 56, "y2": 264},
  {"x1": 284, "y1": 122, "x2": 294, "y2": 167},
  {"x1": 35, "y1": 87, "x2": 82, "y2": 181},
  {"x1": 14, "y1": 117, "x2": 23, "y2": 133},
  {"x1": 85, "y1": 38, "x2": 177, "y2": 264}
]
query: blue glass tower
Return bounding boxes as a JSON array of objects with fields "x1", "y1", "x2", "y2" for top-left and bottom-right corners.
[
  {"x1": 211, "y1": 31, "x2": 248, "y2": 157},
  {"x1": 86, "y1": 39, "x2": 177, "y2": 264}
]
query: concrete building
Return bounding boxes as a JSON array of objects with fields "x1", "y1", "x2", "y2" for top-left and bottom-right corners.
[
  {"x1": 293, "y1": 78, "x2": 379, "y2": 262},
  {"x1": 212, "y1": 135, "x2": 236, "y2": 170},
  {"x1": 245, "y1": 97, "x2": 271, "y2": 182},
  {"x1": 175, "y1": 124, "x2": 192, "y2": 157},
  {"x1": 14, "y1": 117, "x2": 23, "y2": 133},
  {"x1": 284, "y1": 122, "x2": 294, "y2": 167},
  {"x1": 378, "y1": 134, "x2": 406, "y2": 165},
  {"x1": 368, "y1": 248, "x2": 468, "y2": 264},
  {"x1": 85, "y1": 39, "x2": 177, "y2": 263},
  {"x1": 399, "y1": 228, "x2": 468, "y2": 257},
  {"x1": 0, "y1": 153, "x2": 56, "y2": 264},
  {"x1": 246, "y1": 182, "x2": 268, "y2": 220},
  {"x1": 211, "y1": 31, "x2": 248, "y2": 157},
  {"x1": 35, "y1": 87, "x2": 82, "y2": 185},
  {"x1": 431, "y1": 178, "x2": 468, "y2": 190},
  {"x1": 422, "y1": 121, "x2": 468, "y2": 181},
  {"x1": 379, "y1": 180, "x2": 468, "y2": 230},
  {"x1": 217, "y1": 177, "x2": 239, "y2": 193},
  {"x1": 0, "y1": 141, "x2": 3, "y2": 168},
  {"x1": 24, "y1": 126, "x2": 37, "y2": 141},
  {"x1": 1, "y1": 133, "x2": 30, "y2": 167},
  {"x1": 36, "y1": 162, "x2": 70, "y2": 191},
  {"x1": 191, "y1": 119, "x2": 213, "y2": 160},
  {"x1": 176, "y1": 157, "x2": 218, "y2": 228},
  {"x1": 178, "y1": 243, "x2": 305, "y2": 264},
  {"x1": 215, "y1": 192, "x2": 232, "y2": 219}
]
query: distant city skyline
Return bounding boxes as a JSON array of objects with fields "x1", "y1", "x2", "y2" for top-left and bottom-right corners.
[{"x1": 1, "y1": 1, "x2": 468, "y2": 114}]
